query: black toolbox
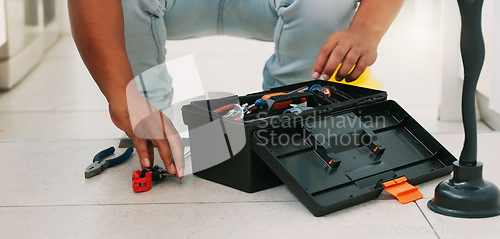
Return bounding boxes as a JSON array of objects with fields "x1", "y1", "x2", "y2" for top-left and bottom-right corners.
[{"x1": 181, "y1": 80, "x2": 456, "y2": 216}]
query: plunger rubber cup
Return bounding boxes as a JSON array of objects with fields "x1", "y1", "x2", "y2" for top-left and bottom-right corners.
[{"x1": 428, "y1": 161, "x2": 500, "y2": 218}]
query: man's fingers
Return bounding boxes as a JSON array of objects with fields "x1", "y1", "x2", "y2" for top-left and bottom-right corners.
[
  {"x1": 152, "y1": 138, "x2": 176, "y2": 175},
  {"x1": 147, "y1": 141, "x2": 155, "y2": 167},
  {"x1": 322, "y1": 45, "x2": 348, "y2": 80},
  {"x1": 346, "y1": 60, "x2": 367, "y2": 82},
  {"x1": 160, "y1": 116, "x2": 185, "y2": 178},
  {"x1": 312, "y1": 37, "x2": 338, "y2": 79},
  {"x1": 166, "y1": 130, "x2": 185, "y2": 178},
  {"x1": 336, "y1": 50, "x2": 359, "y2": 81},
  {"x1": 312, "y1": 47, "x2": 331, "y2": 79},
  {"x1": 134, "y1": 137, "x2": 151, "y2": 169}
]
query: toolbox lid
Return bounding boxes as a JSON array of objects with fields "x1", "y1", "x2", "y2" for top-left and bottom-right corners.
[{"x1": 250, "y1": 100, "x2": 456, "y2": 216}]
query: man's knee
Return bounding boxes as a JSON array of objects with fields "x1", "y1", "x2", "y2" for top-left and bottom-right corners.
[{"x1": 122, "y1": 0, "x2": 166, "y2": 17}]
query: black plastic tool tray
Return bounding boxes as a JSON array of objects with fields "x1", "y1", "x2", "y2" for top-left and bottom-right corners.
[{"x1": 181, "y1": 80, "x2": 456, "y2": 216}]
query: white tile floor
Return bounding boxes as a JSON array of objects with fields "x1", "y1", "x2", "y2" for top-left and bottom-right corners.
[
  {"x1": 1, "y1": 0, "x2": 500, "y2": 238},
  {"x1": 1, "y1": 134, "x2": 499, "y2": 238}
]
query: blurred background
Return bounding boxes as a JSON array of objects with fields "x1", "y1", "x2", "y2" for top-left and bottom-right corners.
[{"x1": 0, "y1": 0, "x2": 499, "y2": 140}]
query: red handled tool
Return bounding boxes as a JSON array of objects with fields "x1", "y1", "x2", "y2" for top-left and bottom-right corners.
[
  {"x1": 132, "y1": 170, "x2": 152, "y2": 192},
  {"x1": 132, "y1": 165, "x2": 175, "y2": 192}
]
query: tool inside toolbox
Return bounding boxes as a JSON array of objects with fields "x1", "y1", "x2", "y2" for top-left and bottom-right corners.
[{"x1": 206, "y1": 83, "x2": 375, "y2": 121}]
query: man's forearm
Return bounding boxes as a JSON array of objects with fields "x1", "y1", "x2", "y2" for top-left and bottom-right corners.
[
  {"x1": 68, "y1": 0, "x2": 133, "y2": 104},
  {"x1": 350, "y1": 0, "x2": 404, "y2": 42}
]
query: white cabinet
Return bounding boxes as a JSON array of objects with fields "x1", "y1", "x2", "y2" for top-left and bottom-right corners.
[
  {"x1": 439, "y1": 0, "x2": 500, "y2": 129},
  {"x1": 0, "y1": 0, "x2": 6, "y2": 47},
  {"x1": 0, "y1": 0, "x2": 60, "y2": 89},
  {"x1": 488, "y1": 1, "x2": 500, "y2": 114}
]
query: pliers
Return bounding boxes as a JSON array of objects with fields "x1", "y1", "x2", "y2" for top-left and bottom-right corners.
[{"x1": 85, "y1": 146, "x2": 134, "y2": 178}]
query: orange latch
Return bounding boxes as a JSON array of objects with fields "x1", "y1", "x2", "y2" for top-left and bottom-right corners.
[{"x1": 382, "y1": 176, "x2": 423, "y2": 204}]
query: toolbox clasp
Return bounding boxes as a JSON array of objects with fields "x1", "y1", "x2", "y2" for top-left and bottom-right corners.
[{"x1": 382, "y1": 176, "x2": 423, "y2": 204}]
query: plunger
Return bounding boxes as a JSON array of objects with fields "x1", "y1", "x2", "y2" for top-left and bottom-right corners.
[{"x1": 427, "y1": 0, "x2": 500, "y2": 218}]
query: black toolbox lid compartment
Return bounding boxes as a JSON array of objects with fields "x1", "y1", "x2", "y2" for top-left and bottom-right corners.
[{"x1": 251, "y1": 100, "x2": 456, "y2": 216}]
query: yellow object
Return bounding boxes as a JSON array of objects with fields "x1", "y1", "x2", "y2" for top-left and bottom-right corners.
[{"x1": 328, "y1": 64, "x2": 382, "y2": 90}]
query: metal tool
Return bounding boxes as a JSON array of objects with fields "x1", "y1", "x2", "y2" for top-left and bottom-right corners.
[
  {"x1": 132, "y1": 149, "x2": 191, "y2": 192},
  {"x1": 282, "y1": 105, "x2": 314, "y2": 115},
  {"x1": 132, "y1": 165, "x2": 176, "y2": 192},
  {"x1": 287, "y1": 86, "x2": 309, "y2": 94},
  {"x1": 213, "y1": 103, "x2": 247, "y2": 120},
  {"x1": 223, "y1": 103, "x2": 245, "y2": 119},
  {"x1": 309, "y1": 84, "x2": 333, "y2": 97},
  {"x1": 85, "y1": 147, "x2": 134, "y2": 178},
  {"x1": 246, "y1": 86, "x2": 309, "y2": 113},
  {"x1": 146, "y1": 165, "x2": 175, "y2": 181}
]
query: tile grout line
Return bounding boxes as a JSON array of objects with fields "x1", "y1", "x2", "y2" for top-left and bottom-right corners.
[
  {"x1": 0, "y1": 200, "x2": 299, "y2": 209},
  {"x1": 0, "y1": 138, "x2": 129, "y2": 143},
  {"x1": 415, "y1": 202, "x2": 441, "y2": 239},
  {"x1": 0, "y1": 109, "x2": 109, "y2": 114}
]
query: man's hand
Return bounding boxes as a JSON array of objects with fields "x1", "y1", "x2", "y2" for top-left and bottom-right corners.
[
  {"x1": 312, "y1": 0, "x2": 404, "y2": 82},
  {"x1": 109, "y1": 98, "x2": 185, "y2": 178},
  {"x1": 69, "y1": 0, "x2": 184, "y2": 177},
  {"x1": 312, "y1": 27, "x2": 379, "y2": 82}
]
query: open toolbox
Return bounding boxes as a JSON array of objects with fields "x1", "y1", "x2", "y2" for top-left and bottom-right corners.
[{"x1": 181, "y1": 80, "x2": 456, "y2": 216}]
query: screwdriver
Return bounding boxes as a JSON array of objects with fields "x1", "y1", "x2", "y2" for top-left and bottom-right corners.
[{"x1": 247, "y1": 86, "x2": 309, "y2": 112}]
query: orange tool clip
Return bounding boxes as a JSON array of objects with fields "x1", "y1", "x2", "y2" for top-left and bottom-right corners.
[{"x1": 382, "y1": 176, "x2": 423, "y2": 204}]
